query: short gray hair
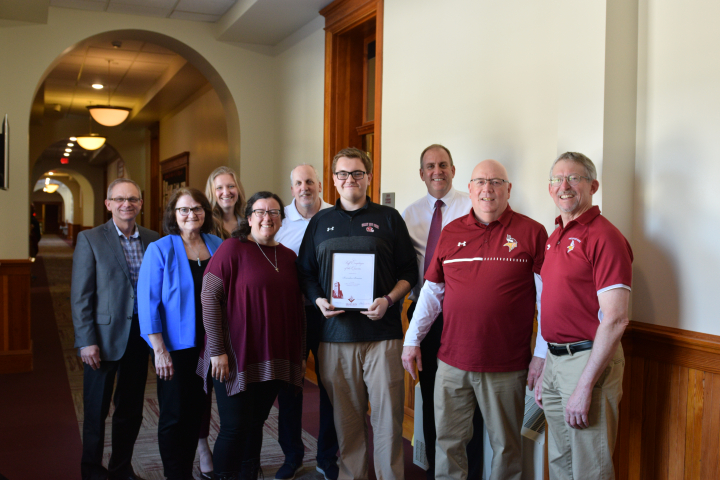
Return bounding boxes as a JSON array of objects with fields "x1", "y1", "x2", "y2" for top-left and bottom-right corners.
[
  {"x1": 290, "y1": 164, "x2": 320, "y2": 184},
  {"x1": 549, "y1": 152, "x2": 597, "y2": 181},
  {"x1": 107, "y1": 178, "x2": 142, "y2": 199}
]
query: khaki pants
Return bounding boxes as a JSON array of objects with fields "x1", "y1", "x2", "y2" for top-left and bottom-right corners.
[
  {"x1": 542, "y1": 344, "x2": 625, "y2": 480},
  {"x1": 434, "y1": 360, "x2": 526, "y2": 480},
  {"x1": 318, "y1": 340, "x2": 405, "y2": 480}
]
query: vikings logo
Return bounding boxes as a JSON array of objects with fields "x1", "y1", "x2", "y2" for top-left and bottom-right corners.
[
  {"x1": 503, "y1": 234, "x2": 518, "y2": 252},
  {"x1": 567, "y1": 240, "x2": 575, "y2": 253}
]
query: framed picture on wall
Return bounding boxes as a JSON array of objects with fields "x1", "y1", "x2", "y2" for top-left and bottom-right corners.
[{"x1": 160, "y1": 152, "x2": 189, "y2": 209}]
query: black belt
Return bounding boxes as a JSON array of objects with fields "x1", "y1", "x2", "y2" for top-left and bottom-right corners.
[{"x1": 547, "y1": 340, "x2": 593, "y2": 356}]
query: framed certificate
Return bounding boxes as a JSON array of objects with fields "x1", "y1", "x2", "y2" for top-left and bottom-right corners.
[{"x1": 330, "y1": 252, "x2": 376, "y2": 311}]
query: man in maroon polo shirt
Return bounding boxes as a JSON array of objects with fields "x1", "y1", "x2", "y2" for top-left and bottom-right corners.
[
  {"x1": 536, "y1": 152, "x2": 633, "y2": 480},
  {"x1": 402, "y1": 159, "x2": 548, "y2": 480}
]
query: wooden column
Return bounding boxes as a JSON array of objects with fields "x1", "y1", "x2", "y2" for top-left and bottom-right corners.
[{"x1": 0, "y1": 259, "x2": 33, "y2": 373}]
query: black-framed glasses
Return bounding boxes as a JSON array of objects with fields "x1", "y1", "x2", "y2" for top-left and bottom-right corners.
[
  {"x1": 549, "y1": 174, "x2": 590, "y2": 187},
  {"x1": 175, "y1": 206, "x2": 204, "y2": 216},
  {"x1": 334, "y1": 170, "x2": 367, "y2": 180},
  {"x1": 470, "y1": 178, "x2": 509, "y2": 187},
  {"x1": 108, "y1": 197, "x2": 141, "y2": 204},
  {"x1": 252, "y1": 209, "x2": 281, "y2": 218}
]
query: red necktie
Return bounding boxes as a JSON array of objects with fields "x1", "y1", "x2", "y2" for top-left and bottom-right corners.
[{"x1": 424, "y1": 199, "x2": 444, "y2": 274}]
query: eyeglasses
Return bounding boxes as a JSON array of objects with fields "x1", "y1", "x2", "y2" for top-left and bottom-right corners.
[
  {"x1": 108, "y1": 197, "x2": 141, "y2": 204},
  {"x1": 549, "y1": 175, "x2": 591, "y2": 187},
  {"x1": 334, "y1": 170, "x2": 367, "y2": 180},
  {"x1": 175, "y1": 206, "x2": 205, "y2": 216},
  {"x1": 252, "y1": 209, "x2": 281, "y2": 218},
  {"x1": 470, "y1": 178, "x2": 509, "y2": 187}
]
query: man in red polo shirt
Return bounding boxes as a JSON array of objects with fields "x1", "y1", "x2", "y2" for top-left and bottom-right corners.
[
  {"x1": 536, "y1": 152, "x2": 633, "y2": 480},
  {"x1": 402, "y1": 159, "x2": 548, "y2": 480}
]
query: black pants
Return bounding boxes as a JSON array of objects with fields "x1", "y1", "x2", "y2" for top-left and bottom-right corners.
[
  {"x1": 276, "y1": 305, "x2": 339, "y2": 468},
  {"x1": 213, "y1": 379, "x2": 283, "y2": 475},
  {"x1": 81, "y1": 315, "x2": 149, "y2": 480},
  {"x1": 153, "y1": 346, "x2": 205, "y2": 480},
  {"x1": 407, "y1": 303, "x2": 484, "y2": 480}
]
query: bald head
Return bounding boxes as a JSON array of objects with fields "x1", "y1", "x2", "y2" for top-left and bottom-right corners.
[
  {"x1": 290, "y1": 164, "x2": 323, "y2": 216},
  {"x1": 468, "y1": 159, "x2": 512, "y2": 224}
]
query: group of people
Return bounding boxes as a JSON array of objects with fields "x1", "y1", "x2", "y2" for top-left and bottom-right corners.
[{"x1": 71, "y1": 144, "x2": 632, "y2": 480}]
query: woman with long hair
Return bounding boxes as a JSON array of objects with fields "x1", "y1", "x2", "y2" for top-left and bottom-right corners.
[{"x1": 205, "y1": 166, "x2": 247, "y2": 239}]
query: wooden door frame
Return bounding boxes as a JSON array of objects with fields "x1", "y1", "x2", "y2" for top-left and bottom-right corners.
[{"x1": 320, "y1": 0, "x2": 384, "y2": 205}]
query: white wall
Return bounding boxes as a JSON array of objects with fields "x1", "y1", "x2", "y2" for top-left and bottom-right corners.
[
  {"x1": 159, "y1": 87, "x2": 229, "y2": 193},
  {"x1": 382, "y1": 0, "x2": 608, "y2": 234},
  {"x1": 273, "y1": 16, "x2": 326, "y2": 206},
  {"x1": 0, "y1": 6, "x2": 278, "y2": 258},
  {"x1": 632, "y1": 0, "x2": 720, "y2": 334}
]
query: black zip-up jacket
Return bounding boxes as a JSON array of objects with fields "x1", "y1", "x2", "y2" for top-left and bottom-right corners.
[{"x1": 297, "y1": 198, "x2": 418, "y2": 343}]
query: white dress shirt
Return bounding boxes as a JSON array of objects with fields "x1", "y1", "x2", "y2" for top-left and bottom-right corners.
[
  {"x1": 401, "y1": 187, "x2": 472, "y2": 301},
  {"x1": 275, "y1": 198, "x2": 333, "y2": 255}
]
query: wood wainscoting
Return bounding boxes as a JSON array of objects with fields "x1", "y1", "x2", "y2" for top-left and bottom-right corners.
[
  {"x1": 614, "y1": 321, "x2": 720, "y2": 479},
  {"x1": 0, "y1": 259, "x2": 33, "y2": 373}
]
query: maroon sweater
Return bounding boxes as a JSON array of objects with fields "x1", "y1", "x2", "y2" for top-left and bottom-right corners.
[{"x1": 198, "y1": 238, "x2": 305, "y2": 396}]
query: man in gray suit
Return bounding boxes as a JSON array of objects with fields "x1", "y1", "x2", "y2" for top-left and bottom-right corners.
[{"x1": 72, "y1": 178, "x2": 159, "y2": 480}]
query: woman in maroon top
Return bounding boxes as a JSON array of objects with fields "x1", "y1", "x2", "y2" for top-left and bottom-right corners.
[{"x1": 200, "y1": 191, "x2": 306, "y2": 480}]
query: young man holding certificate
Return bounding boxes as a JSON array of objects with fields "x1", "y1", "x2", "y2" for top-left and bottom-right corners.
[{"x1": 297, "y1": 147, "x2": 418, "y2": 480}]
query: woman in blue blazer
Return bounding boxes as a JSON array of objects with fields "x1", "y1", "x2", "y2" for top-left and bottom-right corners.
[{"x1": 138, "y1": 187, "x2": 223, "y2": 480}]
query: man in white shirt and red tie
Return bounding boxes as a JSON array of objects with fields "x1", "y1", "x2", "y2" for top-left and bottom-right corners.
[
  {"x1": 403, "y1": 159, "x2": 548, "y2": 480},
  {"x1": 400, "y1": 144, "x2": 483, "y2": 479}
]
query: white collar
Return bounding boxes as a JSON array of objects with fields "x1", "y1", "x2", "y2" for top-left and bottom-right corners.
[
  {"x1": 425, "y1": 187, "x2": 458, "y2": 209},
  {"x1": 286, "y1": 198, "x2": 329, "y2": 222},
  {"x1": 113, "y1": 220, "x2": 139, "y2": 239}
]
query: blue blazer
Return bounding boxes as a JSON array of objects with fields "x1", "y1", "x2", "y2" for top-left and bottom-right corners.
[{"x1": 138, "y1": 233, "x2": 223, "y2": 351}]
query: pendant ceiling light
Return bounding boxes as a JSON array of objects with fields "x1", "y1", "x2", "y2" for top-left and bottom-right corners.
[
  {"x1": 87, "y1": 60, "x2": 131, "y2": 127},
  {"x1": 43, "y1": 177, "x2": 59, "y2": 193},
  {"x1": 77, "y1": 116, "x2": 106, "y2": 151},
  {"x1": 76, "y1": 133, "x2": 106, "y2": 150}
]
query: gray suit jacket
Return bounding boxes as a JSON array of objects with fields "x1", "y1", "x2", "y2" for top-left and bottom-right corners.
[{"x1": 71, "y1": 219, "x2": 160, "y2": 361}]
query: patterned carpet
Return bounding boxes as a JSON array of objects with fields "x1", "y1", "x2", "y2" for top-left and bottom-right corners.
[{"x1": 41, "y1": 235, "x2": 322, "y2": 479}]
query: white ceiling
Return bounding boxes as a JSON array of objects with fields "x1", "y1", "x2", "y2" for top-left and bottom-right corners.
[
  {"x1": 50, "y1": 0, "x2": 238, "y2": 23},
  {"x1": 44, "y1": 38, "x2": 191, "y2": 121}
]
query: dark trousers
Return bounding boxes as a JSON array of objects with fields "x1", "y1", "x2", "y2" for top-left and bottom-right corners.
[
  {"x1": 81, "y1": 315, "x2": 149, "y2": 480},
  {"x1": 213, "y1": 379, "x2": 283, "y2": 475},
  {"x1": 276, "y1": 305, "x2": 339, "y2": 468},
  {"x1": 153, "y1": 347, "x2": 205, "y2": 480},
  {"x1": 407, "y1": 303, "x2": 484, "y2": 480}
]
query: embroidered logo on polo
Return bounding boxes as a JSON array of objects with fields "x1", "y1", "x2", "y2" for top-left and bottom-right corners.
[
  {"x1": 567, "y1": 237, "x2": 581, "y2": 254},
  {"x1": 361, "y1": 222, "x2": 379, "y2": 233},
  {"x1": 327, "y1": 227, "x2": 334, "y2": 232},
  {"x1": 458, "y1": 241, "x2": 466, "y2": 247},
  {"x1": 503, "y1": 234, "x2": 518, "y2": 252}
]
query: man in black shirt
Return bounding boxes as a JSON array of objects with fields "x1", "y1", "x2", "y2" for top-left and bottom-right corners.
[{"x1": 297, "y1": 148, "x2": 417, "y2": 480}]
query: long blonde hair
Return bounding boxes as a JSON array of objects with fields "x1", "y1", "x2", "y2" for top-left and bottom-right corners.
[{"x1": 205, "y1": 166, "x2": 247, "y2": 239}]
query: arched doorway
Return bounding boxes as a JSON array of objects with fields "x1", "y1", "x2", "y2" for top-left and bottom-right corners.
[{"x1": 30, "y1": 30, "x2": 242, "y2": 232}]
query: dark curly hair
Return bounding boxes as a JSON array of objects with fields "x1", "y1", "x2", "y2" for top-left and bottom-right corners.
[
  {"x1": 232, "y1": 191, "x2": 286, "y2": 242},
  {"x1": 162, "y1": 187, "x2": 214, "y2": 235}
]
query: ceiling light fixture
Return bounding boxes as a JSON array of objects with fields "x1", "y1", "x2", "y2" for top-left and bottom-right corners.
[
  {"x1": 87, "y1": 60, "x2": 130, "y2": 127},
  {"x1": 43, "y1": 177, "x2": 59, "y2": 193},
  {"x1": 92, "y1": 84, "x2": 104, "y2": 90},
  {"x1": 77, "y1": 115, "x2": 106, "y2": 151},
  {"x1": 65, "y1": 148, "x2": 72, "y2": 152},
  {"x1": 69, "y1": 137, "x2": 77, "y2": 141},
  {"x1": 67, "y1": 142, "x2": 74, "y2": 147},
  {"x1": 64, "y1": 153, "x2": 70, "y2": 157}
]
